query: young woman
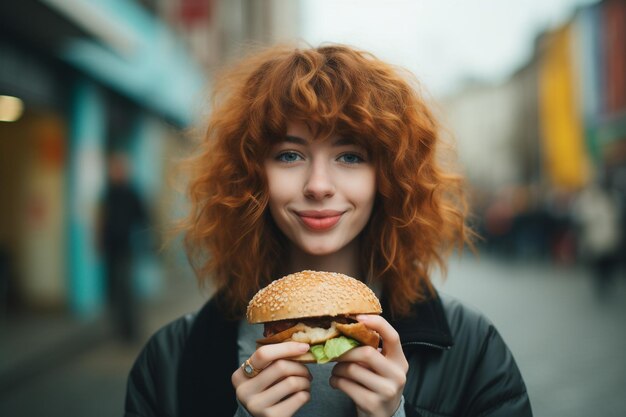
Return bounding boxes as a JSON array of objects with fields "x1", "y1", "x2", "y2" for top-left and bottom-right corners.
[{"x1": 125, "y1": 44, "x2": 533, "y2": 417}]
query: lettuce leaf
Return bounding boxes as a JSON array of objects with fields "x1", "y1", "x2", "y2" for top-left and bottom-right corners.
[
  {"x1": 309, "y1": 336, "x2": 360, "y2": 364},
  {"x1": 310, "y1": 344, "x2": 329, "y2": 363},
  {"x1": 324, "y1": 336, "x2": 359, "y2": 360}
]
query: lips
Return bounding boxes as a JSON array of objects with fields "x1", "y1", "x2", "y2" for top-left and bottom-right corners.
[{"x1": 296, "y1": 210, "x2": 344, "y2": 231}]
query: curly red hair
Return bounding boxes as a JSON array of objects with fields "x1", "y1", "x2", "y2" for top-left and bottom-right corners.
[{"x1": 183, "y1": 44, "x2": 471, "y2": 318}]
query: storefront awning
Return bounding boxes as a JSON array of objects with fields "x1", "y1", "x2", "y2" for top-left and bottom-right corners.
[{"x1": 40, "y1": 0, "x2": 206, "y2": 126}]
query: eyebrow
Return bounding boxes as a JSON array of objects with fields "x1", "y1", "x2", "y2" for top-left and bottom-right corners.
[
  {"x1": 283, "y1": 135, "x2": 358, "y2": 147},
  {"x1": 334, "y1": 137, "x2": 357, "y2": 146},
  {"x1": 284, "y1": 135, "x2": 307, "y2": 145}
]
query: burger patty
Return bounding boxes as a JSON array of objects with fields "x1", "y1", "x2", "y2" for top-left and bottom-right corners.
[{"x1": 263, "y1": 316, "x2": 356, "y2": 337}]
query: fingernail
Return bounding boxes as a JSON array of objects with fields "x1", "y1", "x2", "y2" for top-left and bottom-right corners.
[
  {"x1": 356, "y1": 314, "x2": 369, "y2": 321},
  {"x1": 298, "y1": 343, "x2": 310, "y2": 352}
]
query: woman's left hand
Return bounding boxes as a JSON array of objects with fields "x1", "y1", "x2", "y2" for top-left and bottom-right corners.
[{"x1": 330, "y1": 315, "x2": 408, "y2": 417}]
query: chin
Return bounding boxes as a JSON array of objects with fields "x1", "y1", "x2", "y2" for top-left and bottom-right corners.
[
  {"x1": 298, "y1": 241, "x2": 344, "y2": 257},
  {"x1": 303, "y1": 245, "x2": 335, "y2": 255}
]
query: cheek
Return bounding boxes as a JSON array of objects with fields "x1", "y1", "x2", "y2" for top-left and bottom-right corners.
[
  {"x1": 350, "y1": 170, "x2": 377, "y2": 206},
  {"x1": 266, "y1": 167, "x2": 298, "y2": 206}
]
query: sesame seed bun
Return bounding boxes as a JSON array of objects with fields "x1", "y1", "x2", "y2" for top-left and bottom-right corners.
[{"x1": 246, "y1": 270, "x2": 382, "y2": 324}]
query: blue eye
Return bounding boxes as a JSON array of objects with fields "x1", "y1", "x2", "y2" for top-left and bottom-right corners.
[
  {"x1": 338, "y1": 153, "x2": 364, "y2": 164},
  {"x1": 276, "y1": 151, "x2": 303, "y2": 163}
]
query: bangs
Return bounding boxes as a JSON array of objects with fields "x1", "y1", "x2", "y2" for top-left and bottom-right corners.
[{"x1": 249, "y1": 46, "x2": 390, "y2": 155}]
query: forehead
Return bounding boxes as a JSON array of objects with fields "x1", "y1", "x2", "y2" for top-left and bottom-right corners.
[
  {"x1": 284, "y1": 122, "x2": 362, "y2": 147},
  {"x1": 286, "y1": 122, "x2": 325, "y2": 139}
]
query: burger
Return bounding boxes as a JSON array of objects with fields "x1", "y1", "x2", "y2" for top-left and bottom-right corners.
[{"x1": 246, "y1": 270, "x2": 382, "y2": 363}]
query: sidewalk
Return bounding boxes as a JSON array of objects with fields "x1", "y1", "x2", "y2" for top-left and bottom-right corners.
[
  {"x1": 0, "y1": 270, "x2": 207, "y2": 396},
  {"x1": 441, "y1": 255, "x2": 626, "y2": 417}
]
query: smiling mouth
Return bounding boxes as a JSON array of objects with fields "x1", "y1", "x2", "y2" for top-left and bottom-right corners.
[{"x1": 296, "y1": 211, "x2": 343, "y2": 231}]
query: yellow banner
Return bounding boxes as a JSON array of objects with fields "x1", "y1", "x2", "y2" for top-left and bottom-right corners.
[{"x1": 539, "y1": 24, "x2": 589, "y2": 189}]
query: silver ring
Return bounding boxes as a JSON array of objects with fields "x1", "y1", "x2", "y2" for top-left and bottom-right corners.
[{"x1": 241, "y1": 358, "x2": 262, "y2": 378}]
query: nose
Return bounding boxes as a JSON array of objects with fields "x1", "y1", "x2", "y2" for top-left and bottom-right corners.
[{"x1": 303, "y1": 159, "x2": 335, "y2": 200}]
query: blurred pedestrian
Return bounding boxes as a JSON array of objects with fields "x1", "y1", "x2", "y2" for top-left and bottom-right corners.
[
  {"x1": 125, "y1": 44, "x2": 532, "y2": 416},
  {"x1": 483, "y1": 191, "x2": 515, "y2": 256},
  {"x1": 573, "y1": 182, "x2": 622, "y2": 298},
  {"x1": 98, "y1": 152, "x2": 148, "y2": 343}
]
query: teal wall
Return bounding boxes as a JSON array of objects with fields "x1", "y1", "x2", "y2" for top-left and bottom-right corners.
[
  {"x1": 60, "y1": 0, "x2": 204, "y2": 317},
  {"x1": 67, "y1": 79, "x2": 106, "y2": 317}
]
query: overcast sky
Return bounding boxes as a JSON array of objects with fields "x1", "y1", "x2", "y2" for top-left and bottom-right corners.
[{"x1": 299, "y1": 0, "x2": 599, "y2": 97}]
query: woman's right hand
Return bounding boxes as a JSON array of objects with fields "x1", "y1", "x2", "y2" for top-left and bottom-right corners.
[{"x1": 232, "y1": 342, "x2": 312, "y2": 417}]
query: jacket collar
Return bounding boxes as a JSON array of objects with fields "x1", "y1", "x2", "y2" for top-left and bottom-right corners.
[{"x1": 383, "y1": 290, "x2": 454, "y2": 351}]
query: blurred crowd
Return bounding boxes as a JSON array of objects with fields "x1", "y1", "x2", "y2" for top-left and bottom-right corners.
[{"x1": 474, "y1": 163, "x2": 626, "y2": 294}]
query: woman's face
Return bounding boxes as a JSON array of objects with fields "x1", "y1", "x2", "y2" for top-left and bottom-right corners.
[{"x1": 264, "y1": 122, "x2": 376, "y2": 256}]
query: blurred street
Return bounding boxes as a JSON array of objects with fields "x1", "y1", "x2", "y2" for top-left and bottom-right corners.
[
  {"x1": 1, "y1": 255, "x2": 624, "y2": 417},
  {"x1": 442, "y1": 255, "x2": 626, "y2": 417},
  {"x1": 0, "y1": 272, "x2": 207, "y2": 417},
  {"x1": 1, "y1": 1, "x2": 625, "y2": 417}
]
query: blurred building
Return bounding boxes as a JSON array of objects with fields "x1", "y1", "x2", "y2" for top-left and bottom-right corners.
[
  {"x1": 0, "y1": 0, "x2": 301, "y2": 322},
  {"x1": 440, "y1": 72, "x2": 539, "y2": 190},
  {"x1": 157, "y1": 0, "x2": 302, "y2": 68},
  {"x1": 577, "y1": 0, "x2": 626, "y2": 181},
  {"x1": 0, "y1": 0, "x2": 303, "y2": 393},
  {"x1": 0, "y1": 0, "x2": 204, "y2": 320},
  {"x1": 441, "y1": 0, "x2": 626, "y2": 263}
]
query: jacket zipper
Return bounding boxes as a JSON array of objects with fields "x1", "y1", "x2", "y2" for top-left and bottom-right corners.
[{"x1": 402, "y1": 341, "x2": 451, "y2": 350}]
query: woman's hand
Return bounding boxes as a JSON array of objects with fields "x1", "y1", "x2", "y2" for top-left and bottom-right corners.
[
  {"x1": 232, "y1": 342, "x2": 312, "y2": 417},
  {"x1": 330, "y1": 315, "x2": 408, "y2": 417}
]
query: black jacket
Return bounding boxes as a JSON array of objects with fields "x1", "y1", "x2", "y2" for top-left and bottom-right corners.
[{"x1": 125, "y1": 292, "x2": 532, "y2": 417}]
